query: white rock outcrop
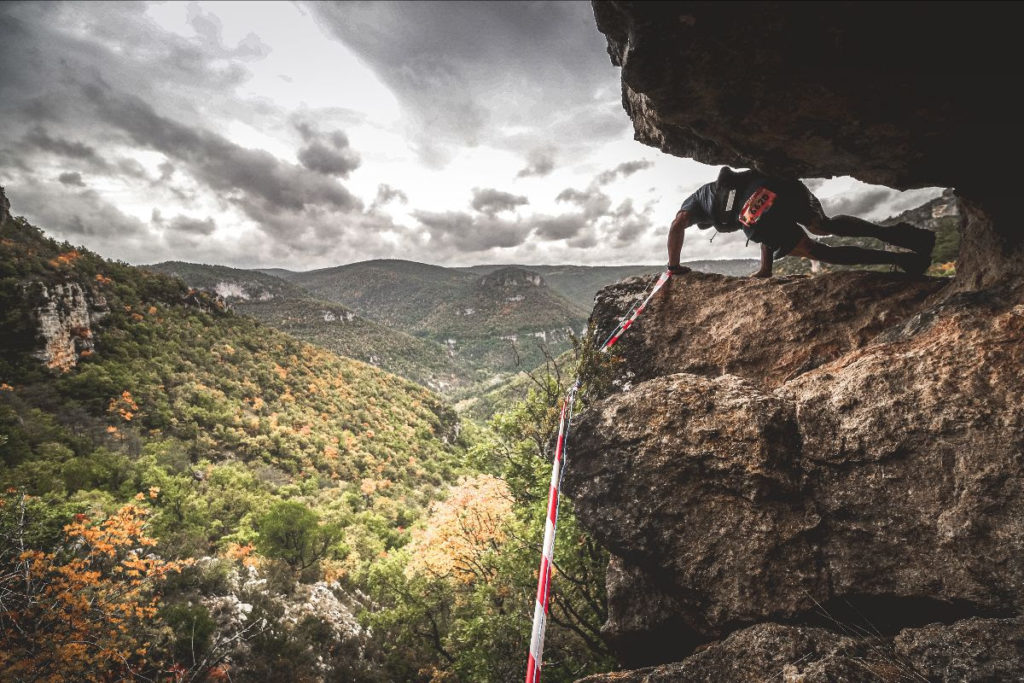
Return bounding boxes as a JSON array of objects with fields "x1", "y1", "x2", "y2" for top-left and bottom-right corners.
[{"x1": 30, "y1": 282, "x2": 108, "y2": 372}]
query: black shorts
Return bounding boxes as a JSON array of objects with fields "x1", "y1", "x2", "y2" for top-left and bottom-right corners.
[{"x1": 738, "y1": 179, "x2": 826, "y2": 259}]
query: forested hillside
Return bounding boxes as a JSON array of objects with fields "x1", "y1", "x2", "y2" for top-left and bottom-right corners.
[
  {"x1": 147, "y1": 261, "x2": 476, "y2": 393},
  {"x1": 0, "y1": 192, "x2": 611, "y2": 681},
  {"x1": 0, "y1": 205, "x2": 466, "y2": 677},
  {"x1": 283, "y1": 260, "x2": 474, "y2": 329}
]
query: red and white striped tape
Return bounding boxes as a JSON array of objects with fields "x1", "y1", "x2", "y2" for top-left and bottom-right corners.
[
  {"x1": 601, "y1": 271, "x2": 672, "y2": 351},
  {"x1": 525, "y1": 270, "x2": 672, "y2": 683},
  {"x1": 525, "y1": 381, "x2": 578, "y2": 683}
]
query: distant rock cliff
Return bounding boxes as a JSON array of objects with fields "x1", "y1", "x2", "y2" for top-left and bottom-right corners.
[
  {"x1": 0, "y1": 186, "x2": 10, "y2": 225},
  {"x1": 0, "y1": 187, "x2": 224, "y2": 372},
  {"x1": 477, "y1": 266, "x2": 545, "y2": 290},
  {"x1": 1, "y1": 187, "x2": 106, "y2": 372},
  {"x1": 28, "y1": 281, "x2": 108, "y2": 372}
]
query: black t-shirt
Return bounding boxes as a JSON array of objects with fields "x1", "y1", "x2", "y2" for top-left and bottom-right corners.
[{"x1": 679, "y1": 182, "x2": 717, "y2": 229}]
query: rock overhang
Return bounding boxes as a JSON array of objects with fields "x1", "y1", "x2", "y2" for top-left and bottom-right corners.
[{"x1": 591, "y1": 2, "x2": 1024, "y2": 292}]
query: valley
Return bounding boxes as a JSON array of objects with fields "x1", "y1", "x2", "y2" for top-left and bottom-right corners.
[{"x1": 149, "y1": 258, "x2": 760, "y2": 408}]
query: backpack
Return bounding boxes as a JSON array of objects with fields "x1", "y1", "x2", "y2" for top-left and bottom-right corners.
[{"x1": 712, "y1": 167, "x2": 759, "y2": 231}]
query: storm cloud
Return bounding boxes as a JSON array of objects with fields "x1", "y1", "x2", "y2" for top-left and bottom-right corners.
[
  {"x1": 414, "y1": 210, "x2": 532, "y2": 253},
  {"x1": 535, "y1": 214, "x2": 587, "y2": 240},
  {"x1": 168, "y1": 215, "x2": 217, "y2": 236},
  {"x1": 471, "y1": 188, "x2": 528, "y2": 215},
  {"x1": 517, "y1": 148, "x2": 556, "y2": 178},
  {"x1": 556, "y1": 187, "x2": 612, "y2": 220},
  {"x1": 821, "y1": 188, "x2": 894, "y2": 218},
  {"x1": 25, "y1": 127, "x2": 110, "y2": 170},
  {"x1": 611, "y1": 199, "x2": 654, "y2": 243},
  {"x1": 540, "y1": 165, "x2": 657, "y2": 245},
  {"x1": 297, "y1": 139, "x2": 361, "y2": 177},
  {"x1": 295, "y1": 125, "x2": 361, "y2": 177},
  {"x1": 412, "y1": 180, "x2": 655, "y2": 255},
  {"x1": 82, "y1": 84, "x2": 362, "y2": 234},
  {"x1": 310, "y1": 2, "x2": 618, "y2": 163},
  {"x1": 595, "y1": 159, "x2": 653, "y2": 185},
  {"x1": 370, "y1": 184, "x2": 408, "y2": 212},
  {"x1": 57, "y1": 172, "x2": 85, "y2": 187}
]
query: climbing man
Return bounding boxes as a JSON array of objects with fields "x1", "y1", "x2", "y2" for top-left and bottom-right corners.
[{"x1": 666, "y1": 167, "x2": 935, "y2": 277}]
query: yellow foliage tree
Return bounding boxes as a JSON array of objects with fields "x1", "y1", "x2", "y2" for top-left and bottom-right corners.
[
  {"x1": 406, "y1": 474, "x2": 513, "y2": 584},
  {"x1": 0, "y1": 494, "x2": 188, "y2": 680}
]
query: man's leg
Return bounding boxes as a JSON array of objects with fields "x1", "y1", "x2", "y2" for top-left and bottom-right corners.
[
  {"x1": 788, "y1": 236, "x2": 930, "y2": 274},
  {"x1": 793, "y1": 183, "x2": 934, "y2": 254},
  {"x1": 804, "y1": 213, "x2": 934, "y2": 254}
]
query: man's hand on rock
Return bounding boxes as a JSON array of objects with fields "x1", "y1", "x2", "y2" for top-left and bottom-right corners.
[{"x1": 751, "y1": 244, "x2": 773, "y2": 278}]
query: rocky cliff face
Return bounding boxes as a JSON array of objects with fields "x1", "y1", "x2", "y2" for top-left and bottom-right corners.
[
  {"x1": 577, "y1": 618, "x2": 1024, "y2": 683},
  {"x1": 592, "y1": 2, "x2": 1021, "y2": 293},
  {"x1": 27, "y1": 281, "x2": 109, "y2": 372},
  {"x1": 565, "y1": 271, "x2": 1024, "y2": 679},
  {"x1": 0, "y1": 186, "x2": 10, "y2": 226},
  {"x1": 588, "y1": 272, "x2": 942, "y2": 392},
  {"x1": 3, "y1": 186, "x2": 102, "y2": 371}
]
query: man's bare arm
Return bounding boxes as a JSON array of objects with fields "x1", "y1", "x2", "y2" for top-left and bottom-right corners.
[
  {"x1": 667, "y1": 210, "x2": 688, "y2": 267},
  {"x1": 751, "y1": 244, "x2": 773, "y2": 278}
]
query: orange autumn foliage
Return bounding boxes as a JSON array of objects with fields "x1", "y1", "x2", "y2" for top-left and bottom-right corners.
[
  {"x1": 48, "y1": 249, "x2": 81, "y2": 269},
  {"x1": 405, "y1": 475, "x2": 513, "y2": 584},
  {"x1": 224, "y1": 542, "x2": 259, "y2": 568},
  {"x1": 108, "y1": 390, "x2": 139, "y2": 422},
  {"x1": 0, "y1": 498, "x2": 189, "y2": 680}
]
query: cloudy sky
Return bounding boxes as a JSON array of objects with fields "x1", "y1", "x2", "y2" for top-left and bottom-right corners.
[{"x1": 0, "y1": 1, "x2": 943, "y2": 270}]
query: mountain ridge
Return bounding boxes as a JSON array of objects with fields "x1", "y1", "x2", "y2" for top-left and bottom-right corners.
[{"x1": 145, "y1": 260, "x2": 475, "y2": 392}]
